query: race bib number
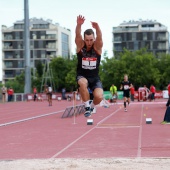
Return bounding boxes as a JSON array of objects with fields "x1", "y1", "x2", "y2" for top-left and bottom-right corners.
[
  {"x1": 124, "y1": 85, "x2": 129, "y2": 90},
  {"x1": 82, "y1": 57, "x2": 97, "y2": 70}
]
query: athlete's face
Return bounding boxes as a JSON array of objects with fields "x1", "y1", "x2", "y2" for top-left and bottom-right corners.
[
  {"x1": 84, "y1": 34, "x2": 95, "y2": 50},
  {"x1": 124, "y1": 75, "x2": 128, "y2": 81}
]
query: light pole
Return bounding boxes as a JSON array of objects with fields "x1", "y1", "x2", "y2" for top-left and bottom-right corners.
[{"x1": 32, "y1": 34, "x2": 36, "y2": 79}]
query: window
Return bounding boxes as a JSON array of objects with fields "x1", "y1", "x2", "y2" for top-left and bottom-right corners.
[
  {"x1": 18, "y1": 61, "x2": 24, "y2": 68},
  {"x1": 15, "y1": 32, "x2": 20, "y2": 39},
  {"x1": 114, "y1": 34, "x2": 122, "y2": 41},
  {"x1": 62, "y1": 33, "x2": 68, "y2": 42},
  {"x1": 132, "y1": 33, "x2": 136, "y2": 41},
  {"x1": 14, "y1": 24, "x2": 24, "y2": 29},
  {"x1": 61, "y1": 33, "x2": 69, "y2": 58},
  {"x1": 4, "y1": 33, "x2": 13, "y2": 40},
  {"x1": 38, "y1": 41, "x2": 44, "y2": 48},
  {"x1": 5, "y1": 61, "x2": 13, "y2": 68},
  {"x1": 5, "y1": 52, "x2": 13, "y2": 59},
  {"x1": 40, "y1": 31, "x2": 46, "y2": 39},
  {"x1": 33, "y1": 24, "x2": 49, "y2": 29},
  {"x1": 41, "y1": 50, "x2": 46, "y2": 58},
  {"x1": 134, "y1": 41, "x2": 138, "y2": 50},
  {"x1": 157, "y1": 32, "x2": 166, "y2": 40},
  {"x1": 143, "y1": 32, "x2": 147, "y2": 40},
  {"x1": 5, "y1": 70, "x2": 14, "y2": 78},
  {"x1": 14, "y1": 51, "x2": 20, "y2": 59}
]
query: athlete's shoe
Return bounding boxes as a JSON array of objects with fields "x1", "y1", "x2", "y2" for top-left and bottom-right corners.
[
  {"x1": 84, "y1": 107, "x2": 92, "y2": 117},
  {"x1": 124, "y1": 108, "x2": 127, "y2": 112},
  {"x1": 91, "y1": 107, "x2": 96, "y2": 114},
  {"x1": 161, "y1": 121, "x2": 167, "y2": 124}
]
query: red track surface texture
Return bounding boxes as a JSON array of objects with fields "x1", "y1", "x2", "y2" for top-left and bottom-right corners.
[{"x1": 0, "y1": 99, "x2": 170, "y2": 160}]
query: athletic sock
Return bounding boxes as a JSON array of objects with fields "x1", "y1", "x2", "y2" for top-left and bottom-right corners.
[
  {"x1": 84, "y1": 100, "x2": 91, "y2": 108},
  {"x1": 90, "y1": 101, "x2": 95, "y2": 109},
  {"x1": 124, "y1": 102, "x2": 126, "y2": 108}
]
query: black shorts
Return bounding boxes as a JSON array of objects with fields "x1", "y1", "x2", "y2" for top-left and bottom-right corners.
[
  {"x1": 123, "y1": 90, "x2": 130, "y2": 98},
  {"x1": 76, "y1": 75, "x2": 103, "y2": 91},
  {"x1": 47, "y1": 92, "x2": 52, "y2": 98}
]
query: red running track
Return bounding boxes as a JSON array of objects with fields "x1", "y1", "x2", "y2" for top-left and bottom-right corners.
[{"x1": 0, "y1": 99, "x2": 170, "y2": 160}]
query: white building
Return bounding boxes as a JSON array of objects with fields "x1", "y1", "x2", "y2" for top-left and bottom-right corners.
[
  {"x1": 1, "y1": 18, "x2": 71, "y2": 83},
  {"x1": 113, "y1": 20, "x2": 169, "y2": 57}
]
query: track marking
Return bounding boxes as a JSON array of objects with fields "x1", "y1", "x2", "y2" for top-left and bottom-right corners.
[
  {"x1": 51, "y1": 107, "x2": 122, "y2": 158},
  {"x1": 96, "y1": 126, "x2": 140, "y2": 129},
  {"x1": 0, "y1": 110, "x2": 64, "y2": 127},
  {"x1": 137, "y1": 104, "x2": 144, "y2": 158},
  {"x1": 98, "y1": 123, "x2": 140, "y2": 126}
]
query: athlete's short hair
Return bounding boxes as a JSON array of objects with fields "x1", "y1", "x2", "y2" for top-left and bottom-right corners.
[{"x1": 84, "y1": 29, "x2": 94, "y2": 38}]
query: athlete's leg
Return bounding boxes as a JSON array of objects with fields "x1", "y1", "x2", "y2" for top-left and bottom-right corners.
[
  {"x1": 93, "y1": 88, "x2": 103, "y2": 105},
  {"x1": 48, "y1": 93, "x2": 50, "y2": 106},
  {"x1": 50, "y1": 93, "x2": 52, "y2": 106},
  {"x1": 77, "y1": 77, "x2": 92, "y2": 117},
  {"x1": 77, "y1": 77, "x2": 90, "y2": 103},
  {"x1": 90, "y1": 77, "x2": 103, "y2": 109},
  {"x1": 2, "y1": 94, "x2": 4, "y2": 103},
  {"x1": 124, "y1": 97, "x2": 127, "y2": 108},
  {"x1": 127, "y1": 97, "x2": 130, "y2": 105}
]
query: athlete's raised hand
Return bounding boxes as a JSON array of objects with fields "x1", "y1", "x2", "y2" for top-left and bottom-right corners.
[
  {"x1": 91, "y1": 21, "x2": 99, "y2": 29},
  {"x1": 77, "y1": 15, "x2": 85, "y2": 25}
]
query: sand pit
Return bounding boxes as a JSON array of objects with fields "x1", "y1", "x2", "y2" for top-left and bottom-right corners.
[{"x1": 1, "y1": 158, "x2": 170, "y2": 170}]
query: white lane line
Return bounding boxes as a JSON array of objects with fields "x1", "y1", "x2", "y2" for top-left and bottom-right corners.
[
  {"x1": 51, "y1": 107, "x2": 121, "y2": 158},
  {"x1": 0, "y1": 110, "x2": 64, "y2": 127},
  {"x1": 137, "y1": 104, "x2": 144, "y2": 158},
  {"x1": 96, "y1": 126, "x2": 140, "y2": 129}
]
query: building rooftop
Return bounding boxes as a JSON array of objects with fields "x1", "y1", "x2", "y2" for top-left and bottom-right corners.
[
  {"x1": 113, "y1": 19, "x2": 168, "y2": 32},
  {"x1": 14, "y1": 17, "x2": 59, "y2": 26}
]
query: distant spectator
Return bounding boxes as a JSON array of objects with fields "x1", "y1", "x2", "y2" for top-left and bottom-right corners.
[
  {"x1": 110, "y1": 84, "x2": 117, "y2": 103},
  {"x1": 62, "y1": 87, "x2": 66, "y2": 100},
  {"x1": 45, "y1": 85, "x2": 53, "y2": 106},
  {"x1": 110, "y1": 84, "x2": 117, "y2": 97},
  {"x1": 7, "y1": 87, "x2": 14, "y2": 102},
  {"x1": 150, "y1": 84, "x2": 156, "y2": 101},
  {"x1": 1, "y1": 85, "x2": 7, "y2": 103},
  {"x1": 47, "y1": 85, "x2": 53, "y2": 106},
  {"x1": 33, "y1": 87, "x2": 37, "y2": 101},
  {"x1": 166, "y1": 82, "x2": 170, "y2": 107},
  {"x1": 130, "y1": 85, "x2": 135, "y2": 101},
  {"x1": 144, "y1": 85, "x2": 150, "y2": 101}
]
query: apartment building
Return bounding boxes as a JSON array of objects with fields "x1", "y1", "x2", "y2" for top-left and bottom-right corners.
[
  {"x1": 113, "y1": 20, "x2": 169, "y2": 57},
  {"x1": 1, "y1": 18, "x2": 71, "y2": 83}
]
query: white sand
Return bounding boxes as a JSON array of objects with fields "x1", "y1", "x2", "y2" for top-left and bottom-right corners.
[{"x1": 1, "y1": 158, "x2": 170, "y2": 170}]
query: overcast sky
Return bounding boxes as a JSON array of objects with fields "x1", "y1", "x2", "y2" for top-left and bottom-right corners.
[{"x1": 1, "y1": 0, "x2": 170, "y2": 81}]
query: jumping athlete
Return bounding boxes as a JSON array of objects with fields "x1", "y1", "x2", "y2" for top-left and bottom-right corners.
[
  {"x1": 120, "y1": 74, "x2": 132, "y2": 112},
  {"x1": 75, "y1": 15, "x2": 103, "y2": 117}
]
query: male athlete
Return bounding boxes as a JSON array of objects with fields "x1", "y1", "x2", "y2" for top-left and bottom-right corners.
[
  {"x1": 75, "y1": 15, "x2": 103, "y2": 117},
  {"x1": 120, "y1": 74, "x2": 132, "y2": 112}
]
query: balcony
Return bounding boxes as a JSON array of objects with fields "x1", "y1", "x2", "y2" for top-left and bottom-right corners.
[
  {"x1": 113, "y1": 27, "x2": 138, "y2": 32},
  {"x1": 3, "y1": 46, "x2": 13, "y2": 49},
  {"x1": 157, "y1": 37, "x2": 167, "y2": 41},
  {"x1": 3, "y1": 36, "x2": 13, "y2": 40},
  {"x1": 46, "y1": 36, "x2": 56, "y2": 40},
  {"x1": 3, "y1": 75, "x2": 15, "y2": 79},
  {"x1": 139, "y1": 27, "x2": 167, "y2": 31},
  {"x1": 114, "y1": 37, "x2": 122, "y2": 42},
  {"x1": 157, "y1": 45, "x2": 166, "y2": 50}
]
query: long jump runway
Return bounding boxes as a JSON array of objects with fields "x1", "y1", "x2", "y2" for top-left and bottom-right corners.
[{"x1": 0, "y1": 100, "x2": 170, "y2": 160}]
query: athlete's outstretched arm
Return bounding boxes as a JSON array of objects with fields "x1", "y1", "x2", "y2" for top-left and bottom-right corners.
[
  {"x1": 129, "y1": 83, "x2": 133, "y2": 89},
  {"x1": 120, "y1": 84, "x2": 123, "y2": 90},
  {"x1": 75, "y1": 15, "x2": 85, "y2": 53},
  {"x1": 91, "y1": 21, "x2": 103, "y2": 55}
]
